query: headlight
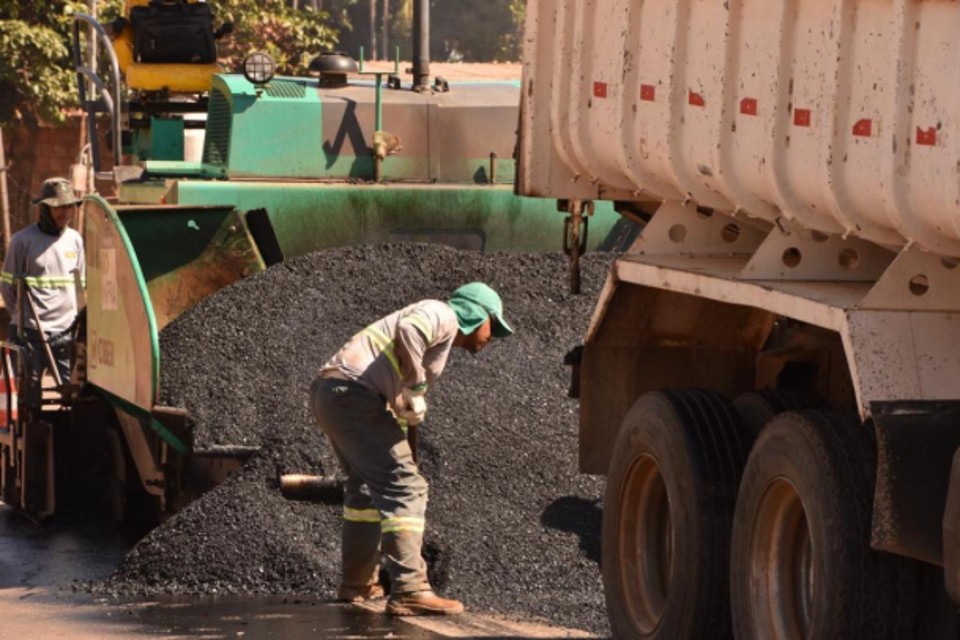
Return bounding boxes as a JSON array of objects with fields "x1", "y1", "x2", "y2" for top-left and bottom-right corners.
[{"x1": 243, "y1": 52, "x2": 276, "y2": 86}]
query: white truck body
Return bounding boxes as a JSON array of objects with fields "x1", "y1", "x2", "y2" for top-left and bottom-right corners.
[
  {"x1": 518, "y1": 1, "x2": 960, "y2": 636},
  {"x1": 519, "y1": 0, "x2": 960, "y2": 255}
]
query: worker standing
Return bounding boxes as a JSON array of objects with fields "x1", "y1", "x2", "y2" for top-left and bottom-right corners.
[
  {"x1": 310, "y1": 282, "x2": 513, "y2": 616},
  {"x1": 0, "y1": 178, "x2": 85, "y2": 411}
]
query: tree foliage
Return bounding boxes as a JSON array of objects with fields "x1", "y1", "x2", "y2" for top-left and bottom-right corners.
[
  {"x1": 0, "y1": 1, "x2": 102, "y2": 126},
  {"x1": 432, "y1": 0, "x2": 523, "y2": 62},
  {"x1": 206, "y1": 0, "x2": 345, "y2": 75}
]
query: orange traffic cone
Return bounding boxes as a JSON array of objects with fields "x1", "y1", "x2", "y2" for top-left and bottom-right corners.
[{"x1": 0, "y1": 348, "x2": 18, "y2": 428}]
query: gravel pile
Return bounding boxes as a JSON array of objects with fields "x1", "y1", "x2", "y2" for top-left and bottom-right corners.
[{"x1": 96, "y1": 244, "x2": 612, "y2": 634}]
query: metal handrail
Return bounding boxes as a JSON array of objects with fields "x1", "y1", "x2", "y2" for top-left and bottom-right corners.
[{"x1": 72, "y1": 14, "x2": 123, "y2": 172}]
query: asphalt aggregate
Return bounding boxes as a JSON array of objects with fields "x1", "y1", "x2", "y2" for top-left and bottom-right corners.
[{"x1": 96, "y1": 244, "x2": 612, "y2": 634}]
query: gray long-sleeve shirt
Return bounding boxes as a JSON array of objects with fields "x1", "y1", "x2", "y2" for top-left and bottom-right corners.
[
  {"x1": 1, "y1": 225, "x2": 85, "y2": 334},
  {"x1": 320, "y1": 299, "x2": 459, "y2": 412}
]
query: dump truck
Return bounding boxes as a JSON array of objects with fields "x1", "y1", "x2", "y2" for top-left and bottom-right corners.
[
  {"x1": 0, "y1": 2, "x2": 631, "y2": 524},
  {"x1": 518, "y1": 0, "x2": 960, "y2": 638}
]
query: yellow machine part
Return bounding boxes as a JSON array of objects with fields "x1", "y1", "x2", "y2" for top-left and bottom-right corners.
[{"x1": 114, "y1": 0, "x2": 222, "y2": 93}]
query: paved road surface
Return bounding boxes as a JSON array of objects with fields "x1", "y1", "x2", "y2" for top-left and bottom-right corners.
[{"x1": 0, "y1": 504, "x2": 600, "y2": 639}]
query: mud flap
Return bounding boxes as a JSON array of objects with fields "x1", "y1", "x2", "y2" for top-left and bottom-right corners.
[{"x1": 871, "y1": 401, "x2": 960, "y2": 566}]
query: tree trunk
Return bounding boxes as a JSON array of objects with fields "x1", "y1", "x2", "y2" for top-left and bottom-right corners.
[
  {"x1": 0, "y1": 127, "x2": 11, "y2": 251},
  {"x1": 369, "y1": 0, "x2": 378, "y2": 60},
  {"x1": 381, "y1": 0, "x2": 390, "y2": 60}
]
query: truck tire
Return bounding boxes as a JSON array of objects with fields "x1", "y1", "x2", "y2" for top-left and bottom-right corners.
[
  {"x1": 603, "y1": 389, "x2": 748, "y2": 640},
  {"x1": 730, "y1": 410, "x2": 914, "y2": 640},
  {"x1": 733, "y1": 390, "x2": 829, "y2": 441}
]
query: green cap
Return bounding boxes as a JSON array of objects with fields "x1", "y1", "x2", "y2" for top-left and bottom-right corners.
[
  {"x1": 448, "y1": 282, "x2": 513, "y2": 338},
  {"x1": 32, "y1": 178, "x2": 82, "y2": 208}
]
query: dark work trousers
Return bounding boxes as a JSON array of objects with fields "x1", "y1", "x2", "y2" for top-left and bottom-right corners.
[
  {"x1": 17, "y1": 327, "x2": 72, "y2": 411},
  {"x1": 309, "y1": 376, "x2": 431, "y2": 595}
]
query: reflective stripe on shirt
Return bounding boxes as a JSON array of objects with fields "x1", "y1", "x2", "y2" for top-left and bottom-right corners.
[
  {"x1": 403, "y1": 312, "x2": 434, "y2": 343},
  {"x1": 362, "y1": 325, "x2": 402, "y2": 379},
  {"x1": 320, "y1": 300, "x2": 459, "y2": 412},
  {"x1": 0, "y1": 273, "x2": 80, "y2": 288}
]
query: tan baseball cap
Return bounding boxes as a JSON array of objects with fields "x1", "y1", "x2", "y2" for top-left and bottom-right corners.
[{"x1": 32, "y1": 178, "x2": 82, "y2": 207}]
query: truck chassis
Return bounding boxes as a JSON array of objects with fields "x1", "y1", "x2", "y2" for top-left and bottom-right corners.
[{"x1": 581, "y1": 201, "x2": 960, "y2": 638}]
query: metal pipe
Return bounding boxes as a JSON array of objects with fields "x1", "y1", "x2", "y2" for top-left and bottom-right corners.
[
  {"x1": 279, "y1": 474, "x2": 341, "y2": 500},
  {"x1": 374, "y1": 73, "x2": 384, "y2": 182},
  {"x1": 72, "y1": 14, "x2": 123, "y2": 171},
  {"x1": 564, "y1": 201, "x2": 583, "y2": 295},
  {"x1": 412, "y1": 0, "x2": 430, "y2": 91}
]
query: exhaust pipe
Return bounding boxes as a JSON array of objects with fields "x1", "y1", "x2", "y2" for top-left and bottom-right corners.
[{"x1": 412, "y1": 0, "x2": 430, "y2": 91}]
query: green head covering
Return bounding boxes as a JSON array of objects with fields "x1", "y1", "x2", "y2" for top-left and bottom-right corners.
[{"x1": 448, "y1": 282, "x2": 513, "y2": 338}]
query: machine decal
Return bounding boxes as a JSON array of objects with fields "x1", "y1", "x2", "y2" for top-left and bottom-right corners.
[{"x1": 99, "y1": 242, "x2": 118, "y2": 311}]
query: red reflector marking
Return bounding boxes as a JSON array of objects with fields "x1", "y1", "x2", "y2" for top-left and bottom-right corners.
[
  {"x1": 853, "y1": 119, "x2": 873, "y2": 137},
  {"x1": 794, "y1": 109, "x2": 811, "y2": 127},
  {"x1": 740, "y1": 98, "x2": 757, "y2": 116},
  {"x1": 916, "y1": 126, "x2": 937, "y2": 146},
  {"x1": 640, "y1": 84, "x2": 656, "y2": 102},
  {"x1": 688, "y1": 90, "x2": 705, "y2": 107},
  {"x1": 593, "y1": 82, "x2": 608, "y2": 98}
]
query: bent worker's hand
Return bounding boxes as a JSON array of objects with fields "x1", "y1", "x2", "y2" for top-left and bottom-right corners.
[
  {"x1": 401, "y1": 388, "x2": 427, "y2": 426},
  {"x1": 399, "y1": 408, "x2": 425, "y2": 427}
]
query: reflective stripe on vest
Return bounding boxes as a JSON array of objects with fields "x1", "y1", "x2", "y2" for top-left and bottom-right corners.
[
  {"x1": 343, "y1": 507, "x2": 381, "y2": 523},
  {"x1": 381, "y1": 515, "x2": 425, "y2": 534}
]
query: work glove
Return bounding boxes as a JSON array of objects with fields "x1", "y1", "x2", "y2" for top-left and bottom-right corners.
[{"x1": 400, "y1": 387, "x2": 427, "y2": 426}]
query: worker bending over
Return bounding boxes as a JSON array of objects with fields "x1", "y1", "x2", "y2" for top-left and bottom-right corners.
[
  {"x1": 0, "y1": 178, "x2": 85, "y2": 410},
  {"x1": 310, "y1": 282, "x2": 513, "y2": 616}
]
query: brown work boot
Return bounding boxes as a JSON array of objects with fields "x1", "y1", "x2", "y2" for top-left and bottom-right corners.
[
  {"x1": 336, "y1": 583, "x2": 385, "y2": 603},
  {"x1": 386, "y1": 590, "x2": 464, "y2": 616}
]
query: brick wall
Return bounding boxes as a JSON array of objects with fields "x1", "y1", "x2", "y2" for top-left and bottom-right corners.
[{"x1": 2, "y1": 116, "x2": 115, "y2": 234}]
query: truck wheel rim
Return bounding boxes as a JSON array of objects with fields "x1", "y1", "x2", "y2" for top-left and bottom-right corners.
[
  {"x1": 750, "y1": 479, "x2": 813, "y2": 640},
  {"x1": 619, "y1": 453, "x2": 672, "y2": 634}
]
